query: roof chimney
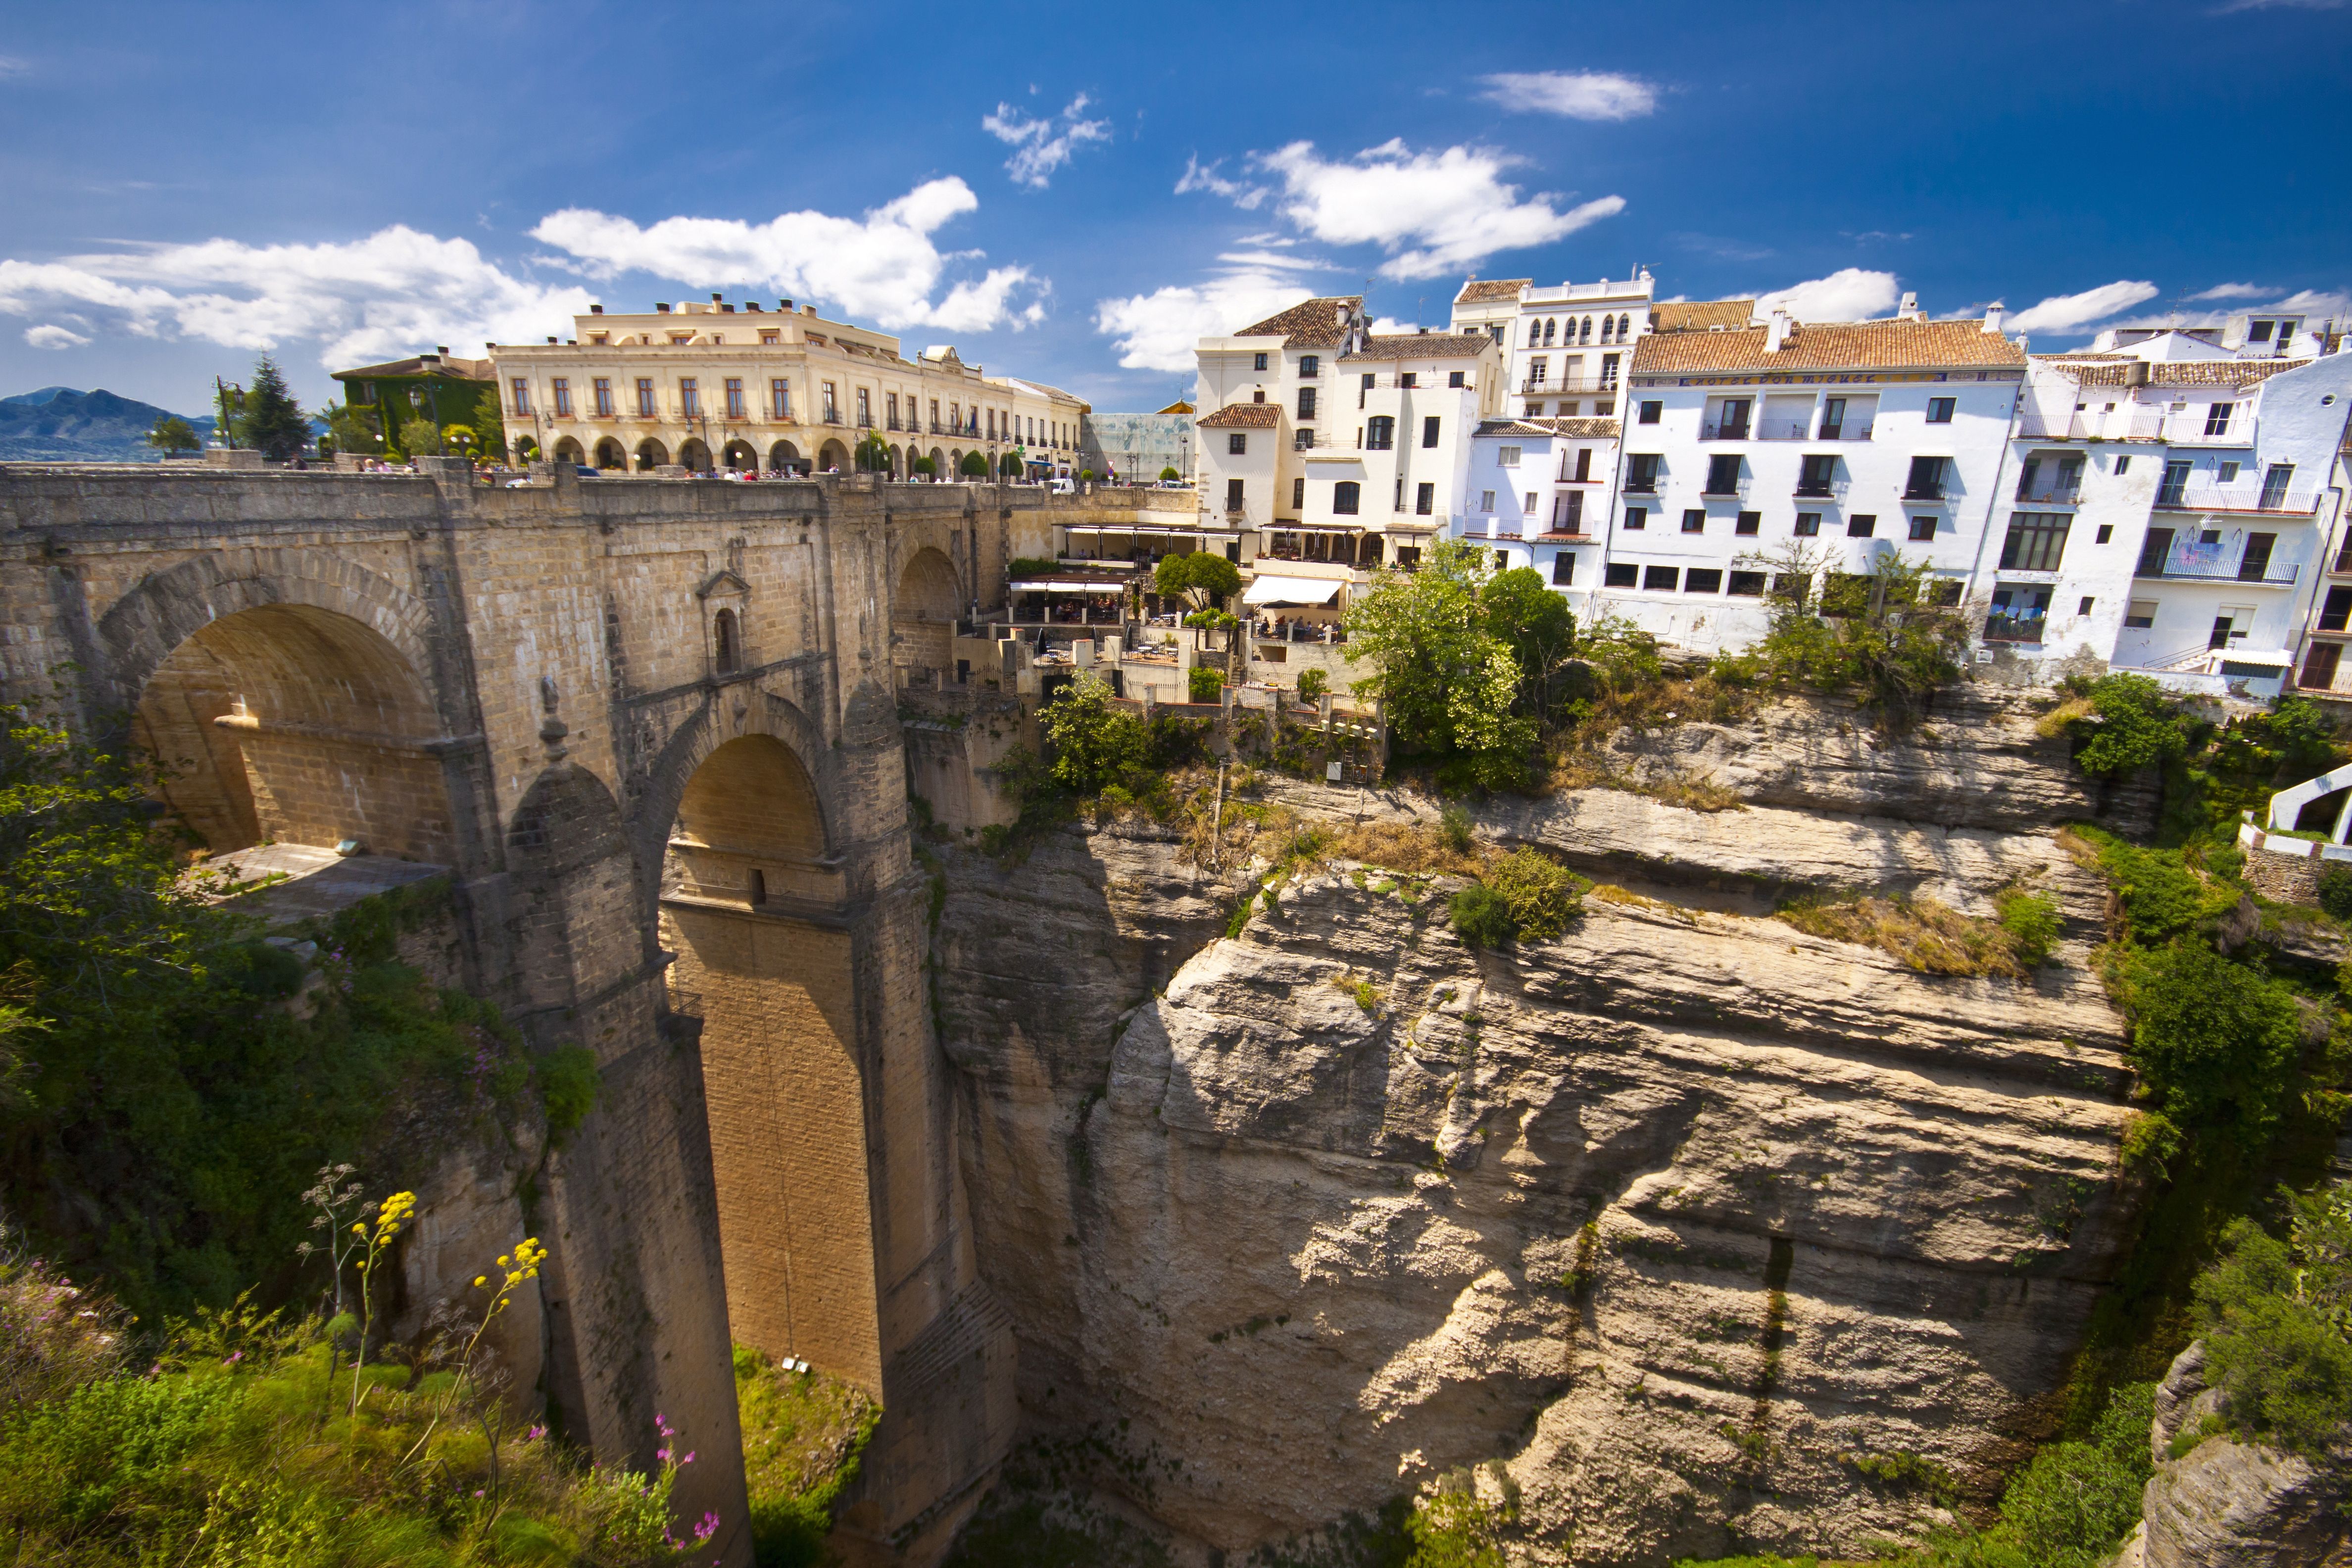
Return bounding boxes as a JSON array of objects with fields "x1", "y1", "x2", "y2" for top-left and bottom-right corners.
[
  {"x1": 1335, "y1": 305, "x2": 1349, "y2": 326},
  {"x1": 1898, "y1": 292, "x2": 1918, "y2": 320},
  {"x1": 1983, "y1": 302, "x2": 2005, "y2": 335},
  {"x1": 546, "y1": 336, "x2": 557, "y2": 344},
  {"x1": 711, "y1": 292, "x2": 723, "y2": 303},
  {"x1": 436, "y1": 345, "x2": 450, "y2": 356},
  {"x1": 589, "y1": 303, "x2": 604, "y2": 314},
  {"x1": 780, "y1": 299, "x2": 793, "y2": 311},
  {"x1": 656, "y1": 302, "x2": 672, "y2": 313},
  {"x1": 1764, "y1": 310, "x2": 1791, "y2": 352}
]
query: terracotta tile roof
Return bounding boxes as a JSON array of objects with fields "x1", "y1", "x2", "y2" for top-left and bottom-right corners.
[
  {"x1": 1455, "y1": 279, "x2": 1531, "y2": 305},
  {"x1": 1340, "y1": 333, "x2": 1496, "y2": 361},
  {"x1": 1630, "y1": 318, "x2": 2027, "y2": 374},
  {"x1": 1234, "y1": 295, "x2": 1364, "y2": 348},
  {"x1": 1199, "y1": 402, "x2": 1280, "y2": 429},
  {"x1": 1649, "y1": 300, "x2": 1755, "y2": 333},
  {"x1": 1475, "y1": 420, "x2": 1555, "y2": 438},
  {"x1": 1474, "y1": 417, "x2": 1621, "y2": 440},
  {"x1": 335, "y1": 354, "x2": 494, "y2": 381},
  {"x1": 2054, "y1": 359, "x2": 2303, "y2": 388}
]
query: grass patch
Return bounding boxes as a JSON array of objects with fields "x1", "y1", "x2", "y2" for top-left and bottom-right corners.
[
  {"x1": 1776, "y1": 893, "x2": 2032, "y2": 979},
  {"x1": 735, "y1": 1344, "x2": 878, "y2": 1567}
]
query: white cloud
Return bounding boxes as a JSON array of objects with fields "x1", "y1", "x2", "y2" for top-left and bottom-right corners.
[
  {"x1": 1755, "y1": 268, "x2": 1900, "y2": 321},
  {"x1": 2191, "y1": 281, "x2": 2275, "y2": 300},
  {"x1": 1370, "y1": 317, "x2": 1425, "y2": 335},
  {"x1": 0, "y1": 56, "x2": 27, "y2": 79},
  {"x1": 2006, "y1": 280, "x2": 2160, "y2": 335},
  {"x1": 1094, "y1": 268, "x2": 1314, "y2": 373},
  {"x1": 1176, "y1": 155, "x2": 1268, "y2": 210},
  {"x1": 0, "y1": 228, "x2": 593, "y2": 369},
  {"x1": 24, "y1": 324, "x2": 88, "y2": 349},
  {"x1": 2267, "y1": 287, "x2": 2352, "y2": 319},
  {"x1": 1479, "y1": 71, "x2": 1657, "y2": 121},
  {"x1": 531, "y1": 179, "x2": 1038, "y2": 332},
  {"x1": 1254, "y1": 139, "x2": 1625, "y2": 280},
  {"x1": 981, "y1": 95, "x2": 1111, "y2": 189}
]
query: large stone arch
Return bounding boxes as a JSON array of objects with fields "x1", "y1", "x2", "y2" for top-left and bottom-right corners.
[
  {"x1": 816, "y1": 437, "x2": 850, "y2": 473},
  {"x1": 505, "y1": 763, "x2": 643, "y2": 1016},
  {"x1": 891, "y1": 545, "x2": 962, "y2": 685}
]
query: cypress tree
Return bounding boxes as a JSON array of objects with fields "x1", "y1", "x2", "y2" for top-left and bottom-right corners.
[{"x1": 237, "y1": 355, "x2": 311, "y2": 462}]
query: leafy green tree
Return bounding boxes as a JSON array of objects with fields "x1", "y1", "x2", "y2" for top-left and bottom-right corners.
[
  {"x1": 146, "y1": 416, "x2": 200, "y2": 456},
  {"x1": 1187, "y1": 665, "x2": 1223, "y2": 704},
  {"x1": 998, "y1": 450, "x2": 1022, "y2": 477},
  {"x1": 911, "y1": 455, "x2": 936, "y2": 477},
  {"x1": 468, "y1": 386, "x2": 507, "y2": 464},
  {"x1": 854, "y1": 433, "x2": 890, "y2": 472},
  {"x1": 2115, "y1": 938, "x2": 2301, "y2": 1138},
  {"x1": 1752, "y1": 547, "x2": 1969, "y2": 721},
  {"x1": 1480, "y1": 566, "x2": 1576, "y2": 715},
  {"x1": 234, "y1": 355, "x2": 309, "y2": 462},
  {"x1": 1297, "y1": 668, "x2": 1327, "y2": 702},
  {"x1": 1342, "y1": 539, "x2": 1535, "y2": 788},
  {"x1": 397, "y1": 417, "x2": 443, "y2": 458},
  {"x1": 319, "y1": 402, "x2": 382, "y2": 457},
  {"x1": 2195, "y1": 1181, "x2": 2352, "y2": 1456},
  {"x1": 1040, "y1": 673, "x2": 1150, "y2": 794},
  {"x1": 2065, "y1": 674, "x2": 2195, "y2": 778},
  {"x1": 958, "y1": 450, "x2": 990, "y2": 477},
  {"x1": 1154, "y1": 551, "x2": 1241, "y2": 615},
  {"x1": 1159, "y1": 466, "x2": 1181, "y2": 482}
]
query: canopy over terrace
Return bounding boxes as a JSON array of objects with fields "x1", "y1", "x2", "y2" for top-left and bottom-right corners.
[
  {"x1": 1056, "y1": 520, "x2": 1240, "y2": 564},
  {"x1": 1006, "y1": 568, "x2": 1131, "y2": 628}
]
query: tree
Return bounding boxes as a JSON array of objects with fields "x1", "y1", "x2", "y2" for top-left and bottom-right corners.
[
  {"x1": 397, "y1": 418, "x2": 443, "y2": 458},
  {"x1": 1480, "y1": 566, "x2": 1576, "y2": 716},
  {"x1": 1159, "y1": 466, "x2": 1181, "y2": 483},
  {"x1": 911, "y1": 456, "x2": 936, "y2": 478},
  {"x1": 318, "y1": 402, "x2": 382, "y2": 458},
  {"x1": 1342, "y1": 539, "x2": 1536, "y2": 788},
  {"x1": 468, "y1": 386, "x2": 507, "y2": 464},
  {"x1": 1752, "y1": 545, "x2": 1970, "y2": 721},
  {"x1": 2065, "y1": 674, "x2": 2194, "y2": 778},
  {"x1": 440, "y1": 422, "x2": 480, "y2": 459},
  {"x1": 1040, "y1": 673, "x2": 1150, "y2": 795},
  {"x1": 999, "y1": 450, "x2": 1023, "y2": 477},
  {"x1": 854, "y1": 434, "x2": 891, "y2": 473},
  {"x1": 1154, "y1": 551, "x2": 1242, "y2": 615},
  {"x1": 958, "y1": 450, "x2": 990, "y2": 477},
  {"x1": 235, "y1": 355, "x2": 309, "y2": 462},
  {"x1": 146, "y1": 416, "x2": 200, "y2": 456}
]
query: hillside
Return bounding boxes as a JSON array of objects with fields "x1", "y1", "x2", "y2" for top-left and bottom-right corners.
[{"x1": 0, "y1": 386, "x2": 216, "y2": 461}]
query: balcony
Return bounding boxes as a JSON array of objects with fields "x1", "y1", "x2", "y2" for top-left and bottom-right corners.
[
  {"x1": 1699, "y1": 420, "x2": 1752, "y2": 442},
  {"x1": 1519, "y1": 373, "x2": 1621, "y2": 394},
  {"x1": 2015, "y1": 410, "x2": 2165, "y2": 442},
  {"x1": 1793, "y1": 479, "x2": 1850, "y2": 500},
  {"x1": 1753, "y1": 421, "x2": 1814, "y2": 441},
  {"x1": 2154, "y1": 483, "x2": 2320, "y2": 516},
  {"x1": 1903, "y1": 483, "x2": 1949, "y2": 502},
  {"x1": 821, "y1": 406, "x2": 842, "y2": 425},
  {"x1": 2013, "y1": 480, "x2": 2083, "y2": 506},
  {"x1": 1813, "y1": 422, "x2": 1874, "y2": 442},
  {"x1": 2135, "y1": 560, "x2": 2300, "y2": 587},
  {"x1": 1982, "y1": 614, "x2": 2046, "y2": 645},
  {"x1": 1700, "y1": 479, "x2": 1751, "y2": 499},
  {"x1": 1623, "y1": 476, "x2": 1660, "y2": 495},
  {"x1": 2165, "y1": 413, "x2": 2255, "y2": 447}
]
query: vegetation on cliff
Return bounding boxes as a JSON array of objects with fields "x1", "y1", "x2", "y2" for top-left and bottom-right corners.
[
  {"x1": 0, "y1": 695, "x2": 591, "y2": 1325},
  {"x1": 735, "y1": 1344, "x2": 878, "y2": 1566},
  {"x1": 2192, "y1": 1176, "x2": 2352, "y2": 1458}
]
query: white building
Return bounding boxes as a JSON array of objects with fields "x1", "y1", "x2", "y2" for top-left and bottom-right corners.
[
  {"x1": 490, "y1": 294, "x2": 1087, "y2": 480},
  {"x1": 1579, "y1": 303, "x2": 2027, "y2": 651},
  {"x1": 1460, "y1": 416, "x2": 1621, "y2": 597},
  {"x1": 1981, "y1": 342, "x2": 2352, "y2": 697},
  {"x1": 1449, "y1": 274, "x2": 1657, "y2": 422}
]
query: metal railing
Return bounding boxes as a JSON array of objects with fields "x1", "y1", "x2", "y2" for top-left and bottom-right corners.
[
  {"x1": 2166, "y1": 413, "x2": 2255, "y2": 446},
  {"x1": 2154, "y1": 484, "x2": 2320, "y2": 515},
  {"x1": 1699, "y1": 420, "x2": 1752, "y2": 441},
  {"x1": 1814, "y1": 423, "x2": 1874, "y2": 441},
  {"x1": 2013, "y1": 480, "x2": 2083, "y2": 506},
  {"x1": 1793, "y1": 479, "x2": 1850, "y2": 499},
  {"x1": 1701, "y1": 479, "x2": 1750, "y2": 499},
  {"x1": 2016, "y1": 410, "x2": 2165, "y2": 441},
  {"x1": 1519, "y1": 373, "x2": 1620, "y2": 394},
  {"x1": 1753, "y1": 421, "x2": 1814, "y2": 441},
  {"x1": 2135, "y1": 560, "x2": 2301, "y2": 586},
  {"x1": 1981, "y1": 615, "x2": 2046, "y2": 645}
]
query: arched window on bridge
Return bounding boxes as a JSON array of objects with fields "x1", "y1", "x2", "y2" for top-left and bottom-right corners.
[{"x1": 713, "y1": 607, "x2": 741, "y2": 676}]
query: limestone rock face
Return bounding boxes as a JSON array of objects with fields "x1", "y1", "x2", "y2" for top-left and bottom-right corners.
[
  {"x1": 2139, "y1": 1342, "x2": 2352, "y2": 1568},
  {"x1": 934, "y1": 694, "x2": 2148, "y2": 1564}
]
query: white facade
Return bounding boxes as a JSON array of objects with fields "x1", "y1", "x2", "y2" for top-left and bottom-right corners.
[
  {"x1": 1449, "y1": 275, "x2": 1657, "y2": 422},
  {"x1": 1982, "y1": 346, "x2": 2352, "y2": 697},
  {"x1": 1461, "y1": 417, "x2": 1621, "y2": 598}
]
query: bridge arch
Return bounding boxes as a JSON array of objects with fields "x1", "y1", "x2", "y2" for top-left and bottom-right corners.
[
  {"x1": 650, "y1": 716, "x2": 884, "y2": 1395},
  {"x1": 892, "y1": 546, "x2": 962, "y2": 684}
]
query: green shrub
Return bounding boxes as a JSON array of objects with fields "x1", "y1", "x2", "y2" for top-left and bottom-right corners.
[
  {"x1": 1297, "y1": 668, "x2": 1328, "y2": 702},
  {"x1": 1040, "y1": 673, "x2": 1149, "y2": 794},
  {"x1": 535, "y1": 1044, "x2": 601, "y2": 1146},
  {"x1": 1188, "y1": 665, "x2": 1223, "y2": 704},
  {"x1": 2063, "y1": 674, "x2": 2196, "y2": 778},
  {"x1": 1449, "y1": 884, "x2": 1516, "y2": 948},
  {"x1": 2068, "y1": 825, "x2": 2235, "y2": 944},
  {"x1": 1159, "y1": 466, "x2": 1180, "y2": 482},
  {"x1": 1484, "y1": 848, "x2": 1580, "y2": 941},
  {"x1": 1006, "y1": 556, "x2": 1059, "y2": 578},
  {"x1": 1995, "y1": 887, "x2": 2062, "y2": 968},
  {"x1": 1988, "y1": 1381, "x2": 2156, "y2": 1568},
  {"x1": 2194, "y1": 1182, "x2": 2352, "y2": 1456},
  {"x1": 1438, "y1": 804, "x2": 1475, "y2": 854},
  {"x1": 2114, "y1": 939, "x2": 2301, "y2": 1138},
  {"x1": 735, "y1": 1343, "x2": 878, "y2": 1566},
  {"x1": 2320, "y1": 863, "x2": 2352, "y2": 922}
]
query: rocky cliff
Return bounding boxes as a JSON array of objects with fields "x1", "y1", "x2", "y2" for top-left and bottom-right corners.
[{"x1": 934, "y1": 689, "x2": 2156, "y2": 1564}]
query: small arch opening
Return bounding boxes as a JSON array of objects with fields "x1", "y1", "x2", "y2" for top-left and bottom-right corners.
[{"x1": 713, "y1": 607, "x2": 741, "y2": 676}]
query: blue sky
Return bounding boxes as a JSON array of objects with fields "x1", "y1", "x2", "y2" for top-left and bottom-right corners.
[{"x1": 1, "y1": 0, "x2": 2347, "y2": 416}]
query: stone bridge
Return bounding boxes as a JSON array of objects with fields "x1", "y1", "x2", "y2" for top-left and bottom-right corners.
[{"x1": 0, "y1": 458, "x2": 1102, "y2": 1565}]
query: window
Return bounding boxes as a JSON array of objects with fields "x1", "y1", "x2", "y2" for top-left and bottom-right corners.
[
  {"x1": 1529, "y1": 356, "x2": 1548, "y2": 386},
  {"x1": 680, "y1": 378, "x2": 700, "y2": 417},
  {"x1": 551, "y1": 378, "x2": 571, "y2": 417},
  {"x1": 1360, "y1": 372, "x2": 1375, "y2": 408},
  {"x1": 510, "y1": 377, "x2": 532, "y2": 414},
  {"x1": 1497, "y1": 444, "x2": 1521, "y2": 468},
  {"x1": 2217, "y1": 460, "x2": 2241, "y2": 484},
  {"x1": 2138, "y1": 527, "x2": 2175, "y2": 577},
  {"x1": 1366, "y1": 416, "x2": 1395, "y2": 450},
  {"x1": 1480, "y1": 490, "x2": 1497, "y2": 511},
  {"x1": 1909, "y1": 515, "x2": 1937, "y2": 541},
  {"x1": 1418, "y1": 484, "x2": 1435, "y2": 516},
  {"x1": 2157, "y1": 459, "x2": 2192, "y2": 506},
  {"x1": 1422, "y1": 416, "x2": 1441, "y2": 448},
  {"x1": 1704, "y1": 454, "x2": 1742, "y2": 494},
  {"x1": 1643, "y1": 565, "x2": 1680, "y2": 591},
  {"x1": 1552, "y1": 552, "x2": 1574, "y2": 586},
  {"x1": 1253, "y1": 352, "x2": 1268, "y2": 371},
  {"x1": 1638, "y1": 400, "x2": 1662, "y2": 424},
  {"x1": 760, "y1": 329, "x2": 780, "y2": 345},
  {"x1": 1299, "y1": 354, "x2": 1319, "y2": 377},
  {"x1": 1557, "y1": 491, "x2": 1585, "y2": 532},
  {"x1": 1681, "y1": 509, "x2": 1706, "y2": 533},
  {"x1": 2205, "y1": 401, "x2": 2234, "y2": 437},
  {"x1": 1685, "y1": 569, "x2": 1723, "y2": 594},
  {"x1": 1449, "y1": 371, "x2": 1466, "y2": 388},
  {"x1": 2303, "y1": 642, "x2": 2341, "y2": 691},
  {"x1": 2096, "y1": 524, "x2": 2113, "y2": 544},
  {"x1": 636, "y1": 378, "x2": 656, "y2": 417},
  {"x1": 2125, "y1": 599, "x2": 2157, "y2": 629},
  {"x1": 2079, "y1": 597, "x2": 2097, "y2": 616},
  {"x1": 1572, "y1": 448, "x2": 1593, "y2": 482},
  {"x1": 771, "y1": 379, "x2": 790, "y2": 418},
  {"x1": 1400, "y1": 373, "x2": 1418, "y2": 389},
  {"x1": 2261, "y1": 463, "x2": 2296, "y2": 509},
  {"x1": 1848, "y1": 514, "x2": 1876, "y2": 538},
  {"x1": 1707, "y1": 396, "x2": 1752, "y2": 440},
  {"x1": 2240, "y1": 532, "x2": 2277, "y2": 582},
  {"x1": 593, "y1": 377, "x2": 613, "y2": 417},
  {"x1": 1621, "y1": 505, "x2": 1648, "y2": 531},
  {"x1": 1333, "y1": 481, "x2": 1360, "y2": 515},
  {"x1": 713, "y1": 608, "x2": 740, "y2": 675},
  {"x1": 1794, "y1": 512, "x2": 1821, "y2": 536},
  {"x1": 1298, "y1": 388, "x2": 1318, "y2": 419},
  {"x1": 2000, "y1": 514, "x2": 2070, "y2": 570},
  {"x1": 1735, "y1": 511, "x2": 1761, "y2": 536},
  {"x1": 728, "y1": 378, "x2": 746, "y2": 418},
  {"x1": 1604, "y1": 562, "x2": 1639, "y2": 588},
  {"x1": 1903, "y1": 455, "x2": 1946, "y2": 499},
  {"x1": 2321, "y1": 588, "x2": 2352, "y2": 633},
  {"x1": 886, "y1": 392, "x2": 899, "y2": 429},
  {"x1": 1625, "y1": 454, "x2": 1660, "y2": 493},
  {"x1": 1523, "y1": 491, "x2": 1537, "y2": 515},
  {"x1": 1985, "y1": 585, "x2": 2052, "y2": 643},
  {"x1": 1796, "y1": 454, "x2": 1836, "y2": 497},
  {"x1": 1293, "y1": 477, "x2": 1305, "y2": 509},
  {"x1": 823, "y1": 381, "x2": 839, "y2": 421},
  {"x1": 1227, "y1": 433, "x2": 1247, "y2": 455},
  {"x1": 2114, "y1": 456, "x2": 2131, "y2": 475},
  {"x1": 1819, "y1": 397, "x2": 1847, "y2": 439},
  {"x1": 1728, "y1": 571, "x2": 1766, "y2": 597},
  {"x1": 1294, "y1": 429, "x2": 1315, "y2": 450},
  {"x1": 1926, "y1": 396, "x2": 1955, "y2": 424},
  {"x1": 2250, "y1": 319, "x2": 2275, "y2": 343}
]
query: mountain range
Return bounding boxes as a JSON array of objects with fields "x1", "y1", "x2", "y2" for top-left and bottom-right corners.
[{"x1": 0, "y1": 387, "x2": 219, "y2": 462}]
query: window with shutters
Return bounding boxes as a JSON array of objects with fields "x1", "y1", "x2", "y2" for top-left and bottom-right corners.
[
  {"x1": 727, "y1": 379, "x2": 746, "y2": 418},
  {"x1": 551, "y1": 378, "x2": 571, "y2": 417},
  {"x1": 510, "y1": 377, "x2": 532, "y2": 414},
  {"x1": 1422, "y1": 416, "x2": 1440, "y2": 448},
  {"x1": 594, "y1": 378, "x2": 614, "y2": 416},
  {"x1": 1366, "y1": 417, "x2": 1395, "y2": 450},
  {"x1": 680, "y1": 378, "x2": 700, "y2": 417},
  {"x1": 1552, "y1": 552, "x2": 1574, "y2": 586},
  {"x1": 636, "y1": 378, "x2": 656, "y2": 417}
]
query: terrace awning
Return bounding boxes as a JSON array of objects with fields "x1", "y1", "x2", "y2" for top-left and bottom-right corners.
[
  {"x1": 1243, "y1": 575, "x2": 1343, "y2": 606},
  {"x1": 1010, "y1": 580, "x2": 1127, "y2": 593}
]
